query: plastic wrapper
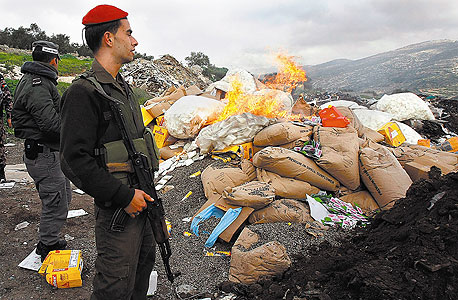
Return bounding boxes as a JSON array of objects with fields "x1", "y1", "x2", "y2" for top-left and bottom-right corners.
[
  {"x1": 196, "y1": 112, "x2": 272, "y2": 154},
  {"x1": 164, "y1": 95, "x2": 225, "y2": 139},
  {"x1": 206, "y1": 69, "x2": 258, "y2": 94}
]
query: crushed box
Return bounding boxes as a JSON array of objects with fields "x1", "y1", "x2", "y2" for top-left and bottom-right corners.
[
  {"x1": 377, "y1": 122, "x2": 406, "y2": 147},
  {"x1": 38, "y1": 250, "x2": 83, "y2": 289}
]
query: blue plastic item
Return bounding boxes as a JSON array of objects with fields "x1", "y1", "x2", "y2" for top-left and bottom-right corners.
[
  {"x1": 190, "y1": 204, "x2": 225, "y2": 236},
  {"x1": 204, "y1": 207, "x2": 242, "y2": 248}
]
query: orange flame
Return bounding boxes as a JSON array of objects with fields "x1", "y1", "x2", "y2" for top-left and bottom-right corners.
[
  {"x1": 210, "y1": 52, "x2": 307, "y2": 124},
  {"x1": 265, "y1": 53, "x2": 307, "y2": 93},
  {"x1": 212, "y1": 79, "x2": 288, "y2": 123}
]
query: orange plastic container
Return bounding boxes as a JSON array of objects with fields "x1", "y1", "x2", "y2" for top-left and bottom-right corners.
[
  {"x1": 319, "y1": 106, "x2": 350, "y2": 128},
  {"x1": 417, "y1": 139, "x2": 431, "y2": 148},
  {"x1": 439, "y1": 137, "x2": 458, "y2": 152}
]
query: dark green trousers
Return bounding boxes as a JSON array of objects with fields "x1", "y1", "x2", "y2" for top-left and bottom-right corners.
[{"x1": 91, "y1": 206, "x2": 156, "y2": 300}]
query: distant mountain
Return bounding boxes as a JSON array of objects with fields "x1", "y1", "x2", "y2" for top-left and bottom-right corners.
[{"x1": 304, "y1": 40, "x2": 458, "y2": 98}]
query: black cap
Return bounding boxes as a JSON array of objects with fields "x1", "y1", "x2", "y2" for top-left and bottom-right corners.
[{"x1": 32, "y1": 41, "x2": 60, "y2": 59}]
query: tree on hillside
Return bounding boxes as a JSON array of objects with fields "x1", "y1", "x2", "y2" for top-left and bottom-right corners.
[
  {"x1": 185, "y1": 51, "x2": 228, "y2": 82},
  {"x1": 185, "y1": 52, "x2": 211, "y2": 69}
]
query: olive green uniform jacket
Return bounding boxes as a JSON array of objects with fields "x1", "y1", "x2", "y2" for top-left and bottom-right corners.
[{"x1": 60, "y1": 59, "x2": 148, "y2": 209}]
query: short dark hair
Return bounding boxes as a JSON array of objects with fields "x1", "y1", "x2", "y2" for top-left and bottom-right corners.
[
  {"x1": 32, "y1": 51, "x2": 58, "y2": 63},
  {"x1": 84, "y1": 18, "x2": 124, "y2": 53}
]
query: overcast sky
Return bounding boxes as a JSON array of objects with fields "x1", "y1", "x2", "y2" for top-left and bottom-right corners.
[{"x1": 2, "y1": 0, "x2": 458, "y2": 73}]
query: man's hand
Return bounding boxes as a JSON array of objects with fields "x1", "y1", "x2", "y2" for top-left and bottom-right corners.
[
  {"x1": 7, "y1": 118, "x2": 11, "y2": 128},
  {"x1": 124, "y1": 189, "x2": 153, "y2": 218}
]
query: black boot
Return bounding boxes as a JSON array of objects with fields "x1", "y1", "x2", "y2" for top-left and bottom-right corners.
[
  {"x1": 36, "y1": 240, "x2": 67, "y2": 262},
  {"x1": 0, "y1": 164, "x2": 5, "y2": 182}
]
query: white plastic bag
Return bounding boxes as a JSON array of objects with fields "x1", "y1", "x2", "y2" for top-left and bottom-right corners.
[
  {"x1": 206, "y1": 69, "x2": 258, "y2": 94},
  {"x1": 352, "y1": 109, "x2": 393, "y2": 130},
  {"x1": 395, "y1": 121, "x2": 423, "y2": 144},
  {"x1": 376, "y1": 93, "x2": 435, "y2": 121},
  {"x1": 196, "y1": 113, "x2": 272, "y2": 154},
  {"x1": 164, "y1": 95, "x2": 225, "y2": 139},
  {"x1": 320, "y1": 100, "x2": 366, "y2": 110}
]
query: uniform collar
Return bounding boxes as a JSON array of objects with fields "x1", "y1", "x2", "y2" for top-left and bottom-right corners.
[
  {"x1": 92, "y1": 59, "x2": 126, "y2": 96},
  {"x1": 92, "y1": 59, "x2": 117, "y2": 84}
]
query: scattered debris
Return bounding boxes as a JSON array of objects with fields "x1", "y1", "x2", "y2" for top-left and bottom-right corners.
[{"x1": 14, "y1": 221, "x2": 29, "y2": 231}]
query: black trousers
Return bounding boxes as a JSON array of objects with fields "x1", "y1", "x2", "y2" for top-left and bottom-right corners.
[{"x1": 91, "y1": 206, "x2": 156, "y2": 300}]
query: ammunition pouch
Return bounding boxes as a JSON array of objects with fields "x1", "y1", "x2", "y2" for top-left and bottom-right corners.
[
  {"x1": 143, "y1": 126, "x2": 160, "y2": 171},
  {"x1": 101, "y1": 127, "x2": 159, "y2": 185}
]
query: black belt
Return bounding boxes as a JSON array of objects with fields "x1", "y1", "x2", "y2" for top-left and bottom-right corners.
[{"x1": 37, "y1": 145, "x2": 59, "y2": 153}]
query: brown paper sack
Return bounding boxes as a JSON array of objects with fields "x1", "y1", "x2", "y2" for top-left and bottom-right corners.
[
  {"x1": 229, "y1": 228, "x2": 291, "y2": 284},
  {"x1": 292, "y1": 96, "x2": 319, "y2": 116},
  {"x1": 313, "y1": 126, "x2": 360, "y2": 190},
  {"x1": 253, "y1": 146, "x2": 339, "y2": 191},
  {"x1": 201, "y1": 165, "x2": 251, "y2": 200},
  {"x1": 257, "y1": 168, "x2": 319, "y2": 199},
  {"x1": 240, "y1": 159, "x2": 257, "y2": 181},
  {"x1": 159, "y1": 146, "x2": 183, "y2": 160},
  {"x1": 277, "y1": 138, "x2": 311, "y2": 150},
  {"x1": 222, "y1": 181, "x2": 275, "y2": 209},
  {"x1": 253, "y1": 122, "x2": 313, "y2": 147},
  {"x1": 359, "y1": 145, "x2": 412, "y2": 210},
  {"x1": 389, "y1": 144, "x2": 458, "y2": 167},
  {"x1": 248, "y1": 199, "x2": 314, "y2": 224},
  {"x1": 335, "y1": 106, "x2": 365, "y2": 135},
  {"x1": 335, "y1": 106, "x2": 384, "y2": 142},
  {"x1": 340, "y1": 190, "x2": 379, "y2": 213}
]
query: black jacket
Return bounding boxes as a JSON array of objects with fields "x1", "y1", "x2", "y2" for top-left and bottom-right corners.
[
  {"x1": 60, "y1": 59, "x2": 146, "y2": 209},
  {"x1": 12, "y1": 61, "x2": 60, "y2": 150}
]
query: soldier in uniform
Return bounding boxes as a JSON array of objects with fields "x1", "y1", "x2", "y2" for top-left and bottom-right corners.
[
  {"x1": 0, "y1": 73, "x2": 13, "y2": 182},
  {"x1": 12, "y1": 41, "x2": 71, "y2": 261},
  {"x1": 60, "y1": 5, "x2": 158, "y2": 299}
]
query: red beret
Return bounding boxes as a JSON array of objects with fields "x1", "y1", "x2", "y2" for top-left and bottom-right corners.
[{"x1": 82, "y1": 5, "x2": 128, "y2": 26}]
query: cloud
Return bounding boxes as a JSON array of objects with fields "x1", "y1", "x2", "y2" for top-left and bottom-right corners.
[{"x1": 2, "y1": 0, "x2": 458, "y2": 72}]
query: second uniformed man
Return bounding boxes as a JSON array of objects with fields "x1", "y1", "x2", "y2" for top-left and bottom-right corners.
[{"x1": 12, "y1": 41, "x2": 71, "y2": 261}]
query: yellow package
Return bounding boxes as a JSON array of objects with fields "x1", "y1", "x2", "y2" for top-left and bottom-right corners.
[
  {"x1": 38, "y1": 250, "x2": 83, "y2": 289},
  {"x1": 377, "y1": 122, "x2": 406, "y2": 147},
  {"x1": 212, "y1": 142, "x2": 258, "y2": 160},
  {"x1": 153, "y1": 125, "x2": 170, "y2": 148}
]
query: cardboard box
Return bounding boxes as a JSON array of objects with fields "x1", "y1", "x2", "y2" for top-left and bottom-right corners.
[
  {"x1": 145, "y1": 101, "x2": 173, "y2": 118},
  {"x1": 192, "y1": 195, "x2": 254, "y2": 244},
  {"x1": 38, "y1": 250, "x2": 83, "y2": 289},
  {"x1": 377, "y1": 122, "x2": 406, "y2": 147},
  {"x1": 153, "y1": 125, "x2": 175, "y2": 148},
  {"x1": 404, "y1": 156, "x2": 456, "y2": 182},
  {"x1": 156, "y1": 115, "x2": 165, "y2": 126},
  {"x1": 214, "y1": 197, "x2": 254, "y2": 243}
]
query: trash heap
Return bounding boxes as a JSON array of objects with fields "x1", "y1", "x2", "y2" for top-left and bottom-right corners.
[
  {"x1": 122, "y1": 55, "x2": 210, "y2": 97},
  {"x1": 142, "y1": 67, "x2": 458, "y2": 290},
  {"x1": 225, "y1": 170, "x2": 458, "y2": 300}
]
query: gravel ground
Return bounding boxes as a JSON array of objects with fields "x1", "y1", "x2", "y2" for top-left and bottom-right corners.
[{"x1": 153, "y1": 156, "x2": 349, "y2": 299}]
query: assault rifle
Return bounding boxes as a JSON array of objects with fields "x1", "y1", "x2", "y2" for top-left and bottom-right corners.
[{"x1": 91, "y1": 79, "x2": 179, "y2": 283}]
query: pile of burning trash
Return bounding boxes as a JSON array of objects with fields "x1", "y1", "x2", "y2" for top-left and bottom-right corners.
[{"x1": 141, "y1": 53, "x2": 458, "y2": 290}]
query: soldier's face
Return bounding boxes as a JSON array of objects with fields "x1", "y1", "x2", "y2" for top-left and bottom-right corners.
[{"x1": 113, "y1": 19, "x2": 138, "y2": 64}]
